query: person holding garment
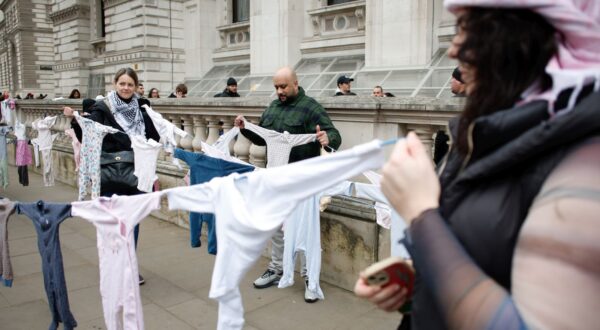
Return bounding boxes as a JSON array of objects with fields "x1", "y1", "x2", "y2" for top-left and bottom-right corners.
[
  {"x1": 355, "y1": 1, "x2": 600, "y2": 329},
  {"x1": 64, "y1": 67, "x2": 160, "y2": 286}
]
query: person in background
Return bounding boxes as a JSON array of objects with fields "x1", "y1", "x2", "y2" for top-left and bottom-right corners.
[
  {"x1": 334, "y1": 75, "x2": 357, "y2": 96},
  {"x1": 235, "y1": 66, "x2": 342, "y2": 304},
  {"x1": 148, "y1": 88, "x2": 160, "y2": 99},
  {"x1": 355, "y1": 1, "x2": 600, "y2": 329},
  {"x1": 372, "y1": 86, "x2": 384, "y2": 97},
  {"x1": 432, "y1": 130, "x2": 449, "y2": 165},
  {"x1": 137, "y1": 83, "x2": 145, "y2": 98},
  {"x1": 69, "y1": 89, "x2": 81, "y2": 99},
  {"x1": 63, "y1": 67, "x2": 160, "y2": 286},
  {"x1": 214, "y1": 77, "x2": 240, "y2": 97},
  {"x1": 450, "y1": 67, "x2": 466, "y2": 96},
  {"x1": 168, "y1": 84, "x2": 188, "y2": 98}
]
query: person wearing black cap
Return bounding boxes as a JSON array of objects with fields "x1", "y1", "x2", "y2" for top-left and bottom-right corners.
[
  {"x1": 214, "y1": 77, "x2": 241, "y2": 97},
  {"x1": 334, "y1": 75, "x2": 357, "y2": 96},
  {"x1": 450, "y1": 67, "x2": 466, "y2": 96}
]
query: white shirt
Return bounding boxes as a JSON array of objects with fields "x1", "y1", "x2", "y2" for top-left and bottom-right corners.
[
  {"x1": 130, "y1": 135, "x2": 162, "y2": 193},
  {"x1": 141, "y1": 105, "x2": 187, "y2": 153},
  {"x1": 166, "y1": 139, "x2": 385, "y2": 330},
  {"x1": 14, "y1": 121, "x2": 26, "y2": 141},
  {"x1": 31, "y1": 116, "x2": 57, "y2": 150}
]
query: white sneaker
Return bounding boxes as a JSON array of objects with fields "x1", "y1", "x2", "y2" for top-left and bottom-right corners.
[
  {"x1": 304, "y1": 279, "x2": 319, "y2": 303},
  {"x1": 253, "y1": 269, "x2": 282, "y2": 289}
]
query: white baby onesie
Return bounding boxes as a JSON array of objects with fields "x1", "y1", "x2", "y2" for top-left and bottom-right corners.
[
  {"x1": 212, "y1": 127, "x2": 239, "y2": 155},
  {"x1": 130, "y1": 135, "x2": 162, "y2": 193},
  {"x1": 32, "y1": 116, "x2": 58, "y2": 186},
  {"x1": 166, "y1": 140, "x2": 385, "y2": 330},
  {"x1": 141, "y1": 105, "x2": 186, "y2": 153},
  {"x1": 71, "y1": 192, "x2": 163, "y2": 330},
  {"x1": 353, "y1": 182, "x2": 410, "y2": 259},
  {"x1": 243, "y1": 120, "x2": 316, "y2": 167},
  {"x1": 14, "y1": 121, "x2": 26, "y2": 141},
  {"x1": 278, "y1": 180, "x2": 354, "y2": 299},
  {"x1": 75, "y1": 113, "x2": 120, "y2": 200}
]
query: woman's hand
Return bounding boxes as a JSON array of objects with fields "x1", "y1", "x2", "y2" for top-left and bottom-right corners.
[
  {"x1": 63, "y1": 106, "x2": 74, "y2": 117},
  {"x1": 354, "y1": 276, "x2": 408, "y2": 312},
  {"x1": 381, "y1": 132, "x2": 440, "y2": 224},
  {"x1": 234, "y1": 115, "x2": 246, "y2": 128}
]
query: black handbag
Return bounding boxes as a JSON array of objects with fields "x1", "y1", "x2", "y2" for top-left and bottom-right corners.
[{"x1": 100, "y1": 150, "x2": 139, "y2": 194}]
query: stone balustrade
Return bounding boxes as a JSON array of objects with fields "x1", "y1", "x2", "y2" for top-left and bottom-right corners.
[{"x1": 10, "y1": 96, "x2": 462, "y2": 290}]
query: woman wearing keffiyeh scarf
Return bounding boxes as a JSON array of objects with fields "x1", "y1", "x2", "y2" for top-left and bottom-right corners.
[
  {"x1": 64, "y1": 67, "x2": 160, "y2": 286},
  {"x1": 355, "y1": 1, "x2": 600, "y2": 329}
]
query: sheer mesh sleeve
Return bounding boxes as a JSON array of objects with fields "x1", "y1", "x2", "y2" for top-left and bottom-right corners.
[{"x1": 405, "y1": 209, "x2": 526, "y2": 329}]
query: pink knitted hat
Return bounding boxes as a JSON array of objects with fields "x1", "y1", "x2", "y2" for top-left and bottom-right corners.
[{"x1": 445, "y1": 0, "x2": 600, "y2": 115}]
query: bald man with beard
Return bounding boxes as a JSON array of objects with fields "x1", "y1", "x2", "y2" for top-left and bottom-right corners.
[{"x1": 235, "y1": 66, "x2": 341, "y2": 303}]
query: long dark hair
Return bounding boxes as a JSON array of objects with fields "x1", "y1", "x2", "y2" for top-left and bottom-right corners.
[
  {"x1": 455, "y1": 8, "x2": 557, "y2": 154},
  {"x1": 113, "y1": 67, "x2": 139, "y2": 86}
]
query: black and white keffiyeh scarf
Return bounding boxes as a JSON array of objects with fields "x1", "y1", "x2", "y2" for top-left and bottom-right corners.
[{"x1": 107, "y1": 91, "x2": 146, "y2": 137}]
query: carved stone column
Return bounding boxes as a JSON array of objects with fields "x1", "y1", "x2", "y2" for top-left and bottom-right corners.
[
  {"x1": 205, "y1": 116, "x2": 221, "y2": 145},
  {"x1": 233, "y1": 132, "x2": 251, "y2": 163},
  {"x1": 180, "y1": 116, "x2": 194, "y2": 151},
  {"x1": 406, "y1": 124, "x2": 435, "y2": 159},
  {"x1": 249, "y1": 144, "x2": 267, "y2": 168},
  {"x1": 192, "y1": 116, "x2": 207, "y2": 152},
  {"x1": 221, "y1": 117, "x2": 235, "y2": 155}
]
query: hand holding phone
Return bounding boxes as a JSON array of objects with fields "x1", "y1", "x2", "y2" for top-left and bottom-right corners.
[{"x1": 363, "y1": 257, "x2": 415, "y2": 312}]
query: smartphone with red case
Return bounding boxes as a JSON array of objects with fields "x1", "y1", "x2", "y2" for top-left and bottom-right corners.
[{"x1": 363, "y1": 257, "x2": 415, "y2": 299}]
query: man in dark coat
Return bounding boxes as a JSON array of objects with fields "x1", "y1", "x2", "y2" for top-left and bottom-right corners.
[{"x1": 214, "y1": 77, "x2": 241, "y2": 97}]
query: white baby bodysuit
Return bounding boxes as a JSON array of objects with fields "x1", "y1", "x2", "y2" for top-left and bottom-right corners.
[
  {"x1": 278, "y1": 181, "x2": 354, "y2": 299},
  {"x1": 166, "y1": 140, "x2": 385, "y2": 330},
  {"x1": 14, "y1": 121, "x2": 26, "y2": 141},
  {"x1": 141, "y1": 105, "x2": 186, "y2": 153},
  {"x1": 212, "y1": 127, "x2": 239, "y2": 155},
  {"x1": 71, "y1": 192, "x2": 163, "y2": 330},
  {"x1": 31, "y1": 116, "x2": 58, "y2": 186},
  {"x1": 130, "y1": 135, "x2": 162, "y2": 193},
  {"x1": 243, "y1": 120, "x2": 316, "y2": 167}
]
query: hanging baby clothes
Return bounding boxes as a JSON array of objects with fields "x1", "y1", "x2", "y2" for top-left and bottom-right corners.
[
  {"x1": 31, "y1": 116, "x2": 58, "y2": 186},
  {"x1": 0, "y1": 99, "x2": 13, "y2": 125},
  {"x1": 200, "y1": 140, "x2": 251, "y2": 167},
  {"x1": 64, "y1": 128, "x2": 81, "y2": 172},
  {"x1": 0, "y1": 126, "x2": 12, "y2": 188},
  {"x1": 74, "y1": 113, "x2": 119, "y2": 200},
  {"x1": 173, "y1": 148, "x2": 254, "y2": 254},
  {"x1": 166, "y1": 139, "x2": 385, "y2": 330},
  {"x1": 14, "y1": 121, "x2": 32, "y2": 186},
  {"x1": 354, "y1": 181, "x2": 410, "y2": 259},
  {"x1": 278, "y1": 181, "x2": 354, "y2": 300},
  {"x1": 0, "y1": 199, "x2": 16, "y2": 287},
  {"x1": 71, "y1": 192, "x2": 162, "y2": 330},
  {"x1": 212, "y1": 126, "x2": 239, "y2": 155},
  {"x1": 140, "y1": 105, "x2": 186, "y2": 153},
  {"x1": 16, "y1": 201, "x2": 77, "y2": 330},
  {"x1": 243, "y1": 120, "x2": 316, "y2": 167},
  {"x1": 130, "y1": 135, "x2": 161, "y2": 193}
]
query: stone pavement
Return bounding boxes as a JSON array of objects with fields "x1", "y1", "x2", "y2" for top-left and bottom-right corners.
[{"x1": 0, "y1": 166, "x2": 400, "y2": 330}]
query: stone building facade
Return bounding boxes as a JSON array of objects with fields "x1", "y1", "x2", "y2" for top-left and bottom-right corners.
[{"x1": 0, "y1": 0, "x2": 456, "y2": 99}]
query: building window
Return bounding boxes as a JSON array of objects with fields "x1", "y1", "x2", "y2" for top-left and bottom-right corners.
[
  {"x1": 232, "y1": 0, "x2": 249, "y2": 23},
  {"x1": 327, "y1": 0, "x2": 356, "y2": 5},
  {"x1": 100, "y1": 0, "x2": 106, "y2": 37}
]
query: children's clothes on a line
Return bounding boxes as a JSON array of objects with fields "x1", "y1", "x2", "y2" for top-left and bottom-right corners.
[
  {"x1": 131, "y1": 135, "x2": 161, "y2": 193},
  {"x1": 243, "y1": 120, "x2": 316, "y2": 167},
  {"x1": 0, "y1": 100, "x2": 13, "y2": 125},
  {"x1": 212, "y1": 126, "x2": 239, "y2": 155},
  {"x1": 278, "y1": 181, "x2": 354, "y2": 300},
  {"x1": 16, "y1": 201, "x2": 77, "y2": 330},
  {"x1": 0, "y1": 199, "x2": 16, "y2": 287},
  {"x1": 71, "y1": 192, "x2": 162, "y2": 330},
  {"x1": 166, "y1": 139, "x2": 385, "y2": 330},
  {"x1": 14, "y1": 121, "x2": 27, "y2": 141},
  {"x1": 0, "y1": 126, "x2": 12, "y2": 188},
  {"x1": 32, "y1": 116, "x2": 58, "y2": 186},
  {"x1": 75, "y1": 113, "x2": 119, "y2": 200},
  {"x1": 141, "y1": 105, "x2": 186, "y2": 153},
  {"x1": 200, "y1": 140, "x2": 251, "y2": 167},
  {"x1": 15, "y1": 140, "x2": 32, "y2": 166},
  {"x1": 64, "y1": 129, "x2": 81, "y2": 172},
  {"x1": 15, "y1": 133, "x2": 32, "y2": 187},
  {"x1": 354, "y1": 182, "x2": 410, "y2": 259},
  {"x1": 173, "y1": 148, "x2": 254, "y2": 253}
]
